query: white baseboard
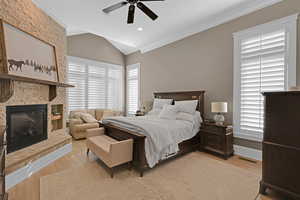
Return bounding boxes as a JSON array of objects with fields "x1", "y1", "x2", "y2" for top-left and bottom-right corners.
[
  {"x1": 234, "y1": 145, "x2": 262, "y2": 161},
  {"x1": 6, "y1": 143, "x2": 72, "y2": 190}
]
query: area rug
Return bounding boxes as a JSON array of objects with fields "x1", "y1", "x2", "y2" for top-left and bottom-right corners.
[{"x1": 40, "y1": 152, "x2": 261, "y2": 200}]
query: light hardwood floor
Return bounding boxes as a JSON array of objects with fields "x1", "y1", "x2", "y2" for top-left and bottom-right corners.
[{"x1": 7, "y1": 139, "x2": 283, "y2": 200}]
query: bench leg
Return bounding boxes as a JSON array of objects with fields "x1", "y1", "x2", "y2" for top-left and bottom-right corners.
[
  {"x1": 110, "y1": 167, "x2": 114, "y2": 178},
  {"x1": 140, "y1": 169, "x2": 144, "y2": 177},
  {"x1": 128, "y1": 162, "x2": 132, "y2": 171},
  {"x1": 86, "y1": 148, "x2": 90, "y2": 156}
]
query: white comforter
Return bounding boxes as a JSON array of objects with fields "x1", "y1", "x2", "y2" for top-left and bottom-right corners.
[{"x1": 102, "y1": 115, "x2": 201, "y2": 168}]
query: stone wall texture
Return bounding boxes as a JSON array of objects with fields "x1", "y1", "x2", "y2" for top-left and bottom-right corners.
[{"x1": 0, "y1": 0, "x2": 67, "y2": 134}]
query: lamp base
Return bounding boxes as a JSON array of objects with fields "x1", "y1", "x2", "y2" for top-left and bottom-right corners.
[{"x1": 214, "y1": 113, "x2": 225, "y2": 125}]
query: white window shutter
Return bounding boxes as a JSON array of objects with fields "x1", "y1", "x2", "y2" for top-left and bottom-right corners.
[
  {"x1": 67, "y1": 63, "x2": 87, "y2": 111},
  {"x1": 67, "y1": 57, "x2": 124, "y2": 113},
  {"x1": 87, "y1": 65, "x2": 106, "y2": 109},
  {"x1": 127, "y1": 64, "x2": 140, "y2": 115},
  {"x1": 240, "y1": 29, "x2": 285, "y2": 137},
  {"x1": 233, "y1": 14, "x2": 297, "y2": 141},
  {"x1": 107, "y1": 65, "x2": 124, "y2": 111}
]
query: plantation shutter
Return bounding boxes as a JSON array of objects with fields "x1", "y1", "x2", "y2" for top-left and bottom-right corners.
[
  {"x1": 107, "y1": 65, "x2": 124, "y2": 111},
  {"x1": 127, "y1": 64, "x2": 140, "y2": 115},
  {"x1": 239, "y1": 29, "x2": 286, "y2": 138},
  {"x1": 233, "y1": 14, "x2": 297, "y2": 141},
  {"x1": 87, "y1": 65, "x2": 106, "y2": 109},
  {"x1": 67, "y1": 57, "x2": 124, "y2": 112},
  {"x1": 67, "y1": 63, "x2": 87, "y2": 111}
]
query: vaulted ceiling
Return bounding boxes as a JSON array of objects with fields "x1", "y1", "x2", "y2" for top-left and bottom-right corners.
[{"x1": 33, "y1": 0, "x2": 281, "y2": 54}]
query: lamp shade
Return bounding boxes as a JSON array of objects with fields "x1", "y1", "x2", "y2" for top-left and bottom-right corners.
[{"x1": 211, "y1": 102, "x2": 228, "y2": 113}]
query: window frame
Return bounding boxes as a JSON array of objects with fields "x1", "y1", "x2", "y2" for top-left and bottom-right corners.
[
  {"x1": 233, "y1": 14, "x2": 298, "y2": 141},
  {"x1": 126, "y1": 63, "x2": 141, "y2": 116},
  {"x1": 67, "y1": 56, "x2": 124, "y2": 113}
]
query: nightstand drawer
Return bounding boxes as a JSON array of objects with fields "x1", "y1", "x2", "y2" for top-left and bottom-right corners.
[
  {"x1": 201, "y1": 126, "x2": 225, "y2": 135},
  {"x1": 202, "y1": 132, "x2": 223, "y2": 151}
]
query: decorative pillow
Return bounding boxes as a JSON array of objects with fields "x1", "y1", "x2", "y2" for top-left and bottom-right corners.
[
  {"x1": 71, "y1": 112, "x2": 84, "y2": 119},
  {"x1": 153, "y1": 99, "x2": 173, "y2": 110},
  {"x1": 159, "y1": 105, "x2": 178, "y2": 120},
  {"x1": 80, "y1": 113, "x2": 98, "y2": 123},
  {"x1": 175, "y1": 100, "x2": 198, "y2": 114}
]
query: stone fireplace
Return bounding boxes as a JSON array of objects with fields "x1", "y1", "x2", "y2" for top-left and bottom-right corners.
[
  {"x1": 6, "y1": 105, "x2": 48, "y2": 153},
  {"x1": 0, "y1": 0, "x2": 73, "y2": 190}
]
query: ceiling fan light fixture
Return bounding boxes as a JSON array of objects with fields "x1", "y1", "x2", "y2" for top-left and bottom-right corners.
[{"x1": 102, "y1": 0, "x2": 164, "y2": 24}]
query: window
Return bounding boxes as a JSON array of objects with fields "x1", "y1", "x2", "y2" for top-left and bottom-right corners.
[
  {"x1": 126, "y1": 63, "x2": 140, "y2": 115},
  {"x1": 67, "y1": 56, "x2": 124, "y2": 112},
  {"x1": 233, "y1": 14, "x2": 297, "y2": 141}
]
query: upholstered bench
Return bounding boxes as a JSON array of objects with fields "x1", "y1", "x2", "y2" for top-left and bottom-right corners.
[{"x1": 86, "y1": 128, "x2": 133, "y2": 178}]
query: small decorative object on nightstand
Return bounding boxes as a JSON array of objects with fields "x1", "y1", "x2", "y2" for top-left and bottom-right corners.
[
  {"x1": 135, "y1": 111, "x2": 145, "y2": 116},
  {"x1": 211, "y1": 102, "x2": 227, "y2": 125},
  {"x1": 200, "y1": 122, "x2": 233, "y2": 159},
  {"x1": 135, "y1": 109, "x2": 145, "y2": 116}
]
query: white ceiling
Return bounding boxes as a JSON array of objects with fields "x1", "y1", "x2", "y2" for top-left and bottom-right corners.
[{"x1": 32, "y1": 0, "x2": 281, "y2": 55}]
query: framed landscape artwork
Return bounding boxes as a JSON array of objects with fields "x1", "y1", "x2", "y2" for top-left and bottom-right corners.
[{"x1": 0, "y1": 20, "x2": 59, "y2": 82}]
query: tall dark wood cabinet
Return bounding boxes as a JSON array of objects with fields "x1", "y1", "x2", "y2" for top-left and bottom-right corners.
[{"x1": 260, "y1": 91, "x2": 300, "y2": 199}]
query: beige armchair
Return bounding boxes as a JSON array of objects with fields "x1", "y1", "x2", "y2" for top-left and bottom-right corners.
[
  {"x1": 86, "y1": 128, "x2": 133, "y2": 178},
  {"x1": 69, "y1": 109, "x2": 123, "y2": 140}
]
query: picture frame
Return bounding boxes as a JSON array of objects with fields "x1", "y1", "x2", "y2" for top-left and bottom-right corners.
[{"x1": 0, "y1": 19, "x2": 59, "y2": 83}]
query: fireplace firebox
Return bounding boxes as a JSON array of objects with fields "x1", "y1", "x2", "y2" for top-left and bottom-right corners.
[{"x1": 6, "y1": 104, "x2": 48, "y2": 153}]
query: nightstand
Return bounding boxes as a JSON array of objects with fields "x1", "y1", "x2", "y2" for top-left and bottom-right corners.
[{"x1": 200, "y1": 122, "x2": 234, "y2": 159}]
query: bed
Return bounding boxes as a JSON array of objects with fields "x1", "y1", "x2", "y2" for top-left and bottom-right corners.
[{"x1": 102, "y1": 91, "x2": 205, "y2": 177}]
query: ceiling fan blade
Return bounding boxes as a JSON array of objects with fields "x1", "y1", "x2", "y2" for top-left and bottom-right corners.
[
  {"x1": 127, "y1": 5, "x2": 135, "y2": 24},
  {"x1": 139, "y1": 0, "x2": 165, "y2": 1},
  {"x1": 103, "y1": 1, "x2": 128, "y2": 14},
  {"x1": 137, "y1": 2, "x2": 158, "y2": 21}
]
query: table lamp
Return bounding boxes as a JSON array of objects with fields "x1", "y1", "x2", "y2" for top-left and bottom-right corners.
[{"x1": 211, "y1": 102, "x2": 228, "y2": 125}]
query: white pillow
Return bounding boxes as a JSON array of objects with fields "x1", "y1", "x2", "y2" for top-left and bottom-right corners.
[
  {"x1": 80, "y1": 113, "x2": 98, "y2": 123},
  {"x1": 176, "y1": 111, "x2": 202, "y2": 128},
  {"x1": 153, "y1": 98, "x2": 173, "y2": 110},
  {"x1": 159, "y1": 105, "x2": 178, "y2": 120},
  {"x1": 176, "y1": 112, "x2": 194, "y2": 123},
  {"x1": 175, "y1": 100, "x2": 198, "y2": 114},
  {"x1": 147, "y1": 109, "x2": 162, "y2": 116}
]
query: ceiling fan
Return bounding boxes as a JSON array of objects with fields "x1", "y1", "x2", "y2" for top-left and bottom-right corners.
[{"x1": 103, "y1": 0, "x2": 165, "y2": 24}]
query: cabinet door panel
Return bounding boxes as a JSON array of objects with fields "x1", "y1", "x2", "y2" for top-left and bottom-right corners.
[
  {"x1": 263, "y1": 143, "x2": 300, "y2": 194},
  {"x1": 264, "y1": 95, "x2": 300, "y2": 149}
]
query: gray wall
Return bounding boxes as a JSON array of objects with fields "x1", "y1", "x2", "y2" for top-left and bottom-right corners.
[
  {"x1": 67, "y1": 33, "x2": 127, "y2": 113},
  {"x1": 67, "y1": 33, "x2": 125, "y2": 66},
  {"x1": 126, "y1": 0, "x2": 300, "y2": 150}
]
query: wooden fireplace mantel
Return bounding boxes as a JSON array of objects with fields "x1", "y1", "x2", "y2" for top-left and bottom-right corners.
[{"x1": 0, "y1": 74, "x2": 74, "y2": 102}]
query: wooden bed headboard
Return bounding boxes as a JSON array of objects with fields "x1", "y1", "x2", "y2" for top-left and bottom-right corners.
[{"x1": 153, "y1": 91, "x2": 205, "y2": 116}]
